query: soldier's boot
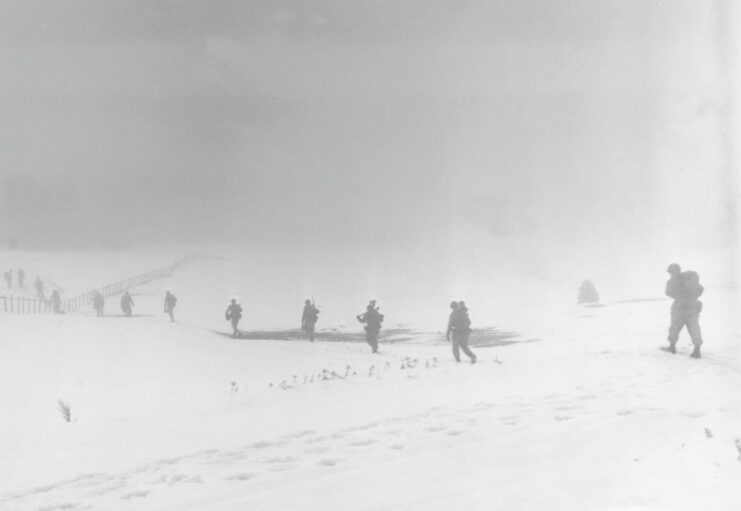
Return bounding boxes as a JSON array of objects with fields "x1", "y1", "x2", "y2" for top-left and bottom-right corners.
[{"x1": 690, "y1": 346, "x2": 701, "y2": 359}]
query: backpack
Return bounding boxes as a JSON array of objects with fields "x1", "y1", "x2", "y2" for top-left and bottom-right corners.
[
  {"x1": 308, "y1": 305, "x2": 319, "y2": 321},
  {"x1": 681, "y1": 271, "x2": 704, "y2": 301}
]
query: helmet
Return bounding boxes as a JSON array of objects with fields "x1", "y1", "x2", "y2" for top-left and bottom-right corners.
[
  {"x1": 449, "y1": 301, "x2": 458, "y2": 309},
  {"x1": 666, "y1": 263, "x2": 681, "y2": 274}
]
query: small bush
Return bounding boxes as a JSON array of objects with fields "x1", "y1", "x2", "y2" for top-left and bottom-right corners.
[
  {"x1": 578, "y1": 280, "x2": 600, "y2": 304},
  {"x1": 57, "y1": 399, "x2": 72, "y2": 422}
]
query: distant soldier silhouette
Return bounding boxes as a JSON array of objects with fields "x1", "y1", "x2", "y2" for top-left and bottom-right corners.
[
  {"x1": 34, "y1": 277, "x2": 45, "y2": 300},
  {"x1": 164, "y1": 291, "x2": 177, "y2": 322},
  {"x1": 446, "y1": 300, "x2": 477, "y2": 364},
  {"x1": 120, "y1": 291, "x2": 135, "y2": 317},
  {"x1": 301, "y1": 299, "x2": 320, "y2": 342},
  {"x1": 3, "y1": 270, "x2": 11, "y2": 289},
  {"x1": 93, "y1": 291, "x2": 105, "y2": 317},
  {"x1": 664, "y1": 263, "x2": 704, "y2": 358},
  {"x1": 356, "y1": 300, "x2": 384, "y2": 353},
  {"x1": 225, "y1": 299, "x2": 243, "y2": 338},
  {"x1": 50, "y1": 289, "x2": 62, "y2": 314},
  {"x1": 17, "y1": 268, "x2": 25, "y2": 288}
]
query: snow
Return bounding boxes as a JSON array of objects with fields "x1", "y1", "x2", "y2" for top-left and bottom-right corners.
[{"x1": 1, "y1": 242, "x2": 740, "y2": 511}]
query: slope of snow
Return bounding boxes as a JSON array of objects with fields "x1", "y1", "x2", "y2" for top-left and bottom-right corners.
[{"x1": 1, "y1": 246, "x2": 739, "y2": 511}]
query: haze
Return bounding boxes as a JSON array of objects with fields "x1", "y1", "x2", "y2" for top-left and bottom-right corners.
[{"x1": 0, "y1": 0, "x2": 737, "y2": 274}]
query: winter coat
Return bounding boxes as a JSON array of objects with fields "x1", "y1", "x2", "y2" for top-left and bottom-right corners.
[
  {"x1": 448, "y1": 308, "x2": 472, "y2": 334},
  {"x1": 226, "y1": 303, "x2": 242, "y2": 320},
  {"x1": 302, "y1": 304, "x2": 319, "y2": 326},
  {"x1": 358, "y1": 307, "x2": 384, "y2": 332}
]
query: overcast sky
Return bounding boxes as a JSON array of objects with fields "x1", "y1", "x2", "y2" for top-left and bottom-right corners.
[{"x1": 0, "y1": 0, "x2": 737, "y2": 252}]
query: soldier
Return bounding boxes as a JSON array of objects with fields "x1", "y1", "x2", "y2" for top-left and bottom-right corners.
[
  {"x1": 225, "y1": 299, "x2": 243, "y2": 338},
  {"x1": 34, "y1": 277, "x2": 45, "y2": 300},
  {"x1": 17, "y1": 268, "x2": 25, "y2": 287},
  {"x1": 664, "y1": 263, "x2": 704, "y2": 358},
  {"x1": 301, "y1": 299, "x2": 320, "y2": 342},
  {"x1": 3, "y1": 270, "x2": 11, "y2": 289},
  {"x1": 356, "y1": 300, "x2": 384, "y2": 353},
  {"x1": 93, "y1": 291, "x2": 105, "y2": 317},
  {"x1": 164, "y1": 291, "x2": 177, "y2": 322},
  {"x1": 446, "y1": 300, "x2": 477, "y2": 364},
  {"x1": 120, "y1": 290, "x2": 135, "y2": 317},
  {"x1": 50, "y1": 289, "x2": 62, "y2": 314}
]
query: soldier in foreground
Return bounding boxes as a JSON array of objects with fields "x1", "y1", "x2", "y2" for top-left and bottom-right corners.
[
  {"x1": 664, "y1": 263, "x2": 704, "y2": 358},
  {"x1": 225, "y1": 299, "x2": 243, "y2": 338},
  {"x1": 357, "y1": 300, "x2": 384, "y2": 353},
  {"x1": 446, "y1": 301, "x2": 477, "y2": 364},
  {"x1": 301, "y1": 299, "x2": 319, "y2": 342}
]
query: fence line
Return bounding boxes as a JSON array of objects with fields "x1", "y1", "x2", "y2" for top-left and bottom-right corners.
[{"x1": 0, "y1": 253, "x2": 208, "y2": 315}]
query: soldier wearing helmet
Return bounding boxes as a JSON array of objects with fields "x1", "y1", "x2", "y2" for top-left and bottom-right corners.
[
  {"x1": 446, "y1": 300, "x2": 477, "y2": 364},
  {"x1": 301, "y1": 299, "x2": 320, "y2": 342},
  {"x1": 664, "y1": 263, "x2": 704, "y2": 358}
]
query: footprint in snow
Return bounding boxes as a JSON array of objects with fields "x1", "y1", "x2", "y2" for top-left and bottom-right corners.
[
  {"x1": 265, "y1": 455, "x2": 298, "y2": 464},
  {"x1": 304, "y1": 446, "x2": 331, "y2": 454},
  {"x1": 681, "y1": 410, "x2": 706, "y2": 418},
  {"x1": 349, "y1": 438, "x2": 376, "y2": 446},
  {"x1": 38, "y1": 504, "x2": 82, "y2": 511},
  {"x1": 153, "y1": 473, "x2": 188, "y2": 485},
  {"x1": 121, "y1": 489, "x2": 149, "y2": 500},
  {"x1": 317, "y1": 458, "x2": 343, "y2": 467},
  {"x1": 555, "y1": 405, "x2": 578, "y2": 411},
  {"x1": 251, "y1": 440, "x2": 285, "y2": 449},
  {"x1": 223, "y1": 451, "x2": 248, "y2": 461},
  {"x1": 225, "y1": 473, "x2": 256, "y2": 482}
]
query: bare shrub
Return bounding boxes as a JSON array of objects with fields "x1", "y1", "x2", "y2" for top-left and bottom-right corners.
[{"x1": 57, "y1": 399, "x2": 72, "y2": 423}]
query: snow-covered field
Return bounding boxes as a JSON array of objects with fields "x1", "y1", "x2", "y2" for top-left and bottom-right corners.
[{"x1": 1, "y1": 241, "x2": 740, "y2": 511}]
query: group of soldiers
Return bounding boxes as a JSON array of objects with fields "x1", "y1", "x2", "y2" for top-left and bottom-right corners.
[
  {"x1": 3, "y1": 268, "x2": 25, "y2": 289},
  {"x1": 224, "y1": 297, "x2": 478, "y2": 363},
  {"x1": 58, "y1": 261, "x2": 706, "y2": 363},
  {"x1": 219, "y1": 262, "x2": 705, "y2": 363},
  {"x1": 91, "y1": 290, "x2": 178, "y2": 322},
  {"x1": 2, "y1": 268, "x2": 65, "y2": 313},
  {"x1": 3, "y1": 268, "x2": 46, "y2": 299}
]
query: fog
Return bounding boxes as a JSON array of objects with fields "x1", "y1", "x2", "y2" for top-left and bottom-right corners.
[{"x1": 0, "y1": 1, "x2": 737, "y2": 280}]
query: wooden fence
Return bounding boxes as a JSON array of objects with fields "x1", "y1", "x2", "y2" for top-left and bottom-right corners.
[{"x1": 0, "y1": 253, "x2": 207, "y2": 315}]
